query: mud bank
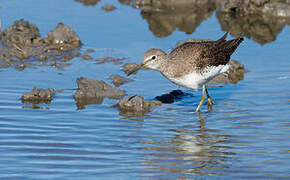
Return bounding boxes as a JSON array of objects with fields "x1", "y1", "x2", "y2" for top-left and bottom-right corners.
[{"x1": 0, "y1": 20, "x2": 81, "y2": 69}]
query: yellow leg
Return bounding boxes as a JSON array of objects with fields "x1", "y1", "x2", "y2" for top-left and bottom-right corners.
[
  {"x1": 205, "y1": 86, "x2": 215, "y2": 106},
  {"x1": 196, "y1": 85, "x2": 206, "y2": 112}
]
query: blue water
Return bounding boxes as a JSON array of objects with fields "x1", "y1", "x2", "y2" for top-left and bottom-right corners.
[{"x1": 0, "y1": 0, "x2": 290, "y2": 179}]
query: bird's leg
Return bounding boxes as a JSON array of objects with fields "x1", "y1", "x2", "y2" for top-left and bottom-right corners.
[
  {"x1": 205, "y1": 86, "x2": 215, "y2": 106},
  {"x1": 196, "y1": 85, "x2": 206, "y2": 112}
]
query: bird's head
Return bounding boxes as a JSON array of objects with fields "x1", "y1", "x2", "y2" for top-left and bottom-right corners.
[{"x1": 127, "y1": 48, "x2": 167, "y2": 76}]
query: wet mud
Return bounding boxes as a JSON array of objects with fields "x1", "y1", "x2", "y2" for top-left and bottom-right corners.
[
  {"x1": 0, "y1": 20, "x2": 81, "y2": 69},
  {"x1": 116, "y1": 95, "x2": 162, "y2": 117}
]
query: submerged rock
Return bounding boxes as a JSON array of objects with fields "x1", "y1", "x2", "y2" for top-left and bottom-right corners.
[
  {"x1": 21, "y1": 87, "x2": 56, "y2": 104},
  {"x1": 74, "y1": 0, "x2": 100, "y2": 6},
  {"x1": 74, "y1": 77, "x2": 126, "y2": 109},
  {"x1": 117, "y1": 95, "x2": 162, "y2": 116},
  {"x1": 102, "y1": 4, "x2": 116, "y2": 11},
  {"x1": 109, "y1": 74, "x2": 133, "y2": 87},
  {"x1": 95, "y1": 56, "x2": 125, "y2": 64}
]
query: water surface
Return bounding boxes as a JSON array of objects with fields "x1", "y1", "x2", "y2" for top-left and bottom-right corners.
[{"x1": 0, "y1": 0, "x2": 290, "y2": 179}]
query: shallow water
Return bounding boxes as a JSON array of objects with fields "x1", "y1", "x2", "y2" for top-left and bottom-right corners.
[{"x1": 1, "y1": 0, "x2": 290, "y2": 179}]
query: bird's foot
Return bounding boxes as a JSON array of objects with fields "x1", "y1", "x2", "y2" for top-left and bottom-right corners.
[{"x1": 207, "y1": 98, "x2": 215, "y2": 106}]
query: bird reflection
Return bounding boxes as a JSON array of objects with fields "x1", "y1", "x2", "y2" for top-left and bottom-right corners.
[{"x1": 140, "y1": 113, "x2": 234, "y2": 177}]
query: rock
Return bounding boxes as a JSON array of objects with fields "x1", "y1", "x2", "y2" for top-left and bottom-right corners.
[
  {"x1": 122, "y1": 63, "x2": 140, "y2": 75},
  {"x1": 0, "y1": 19, "x2": 41, "y2": 47},
  {"x1": 95, "y1": 56, "x2": 125, "y2": 64},
  {"x1": 73, "y1": 77, "x2": 126, "y2": 109},
  {"x1": 102, "y1": 4, "x2": 116, "y2": 11},
  {"x1": 74, "y1": 0, "x2": 100, "y2": 6},
  {"x1": 211, "y1": 60, "x2": 248, "y2": 84},
  {"x1": 43, "y1": 23, "x2": 81, "y2": 48},
  {"x1": 82, "y1": 52, "x2": 93, "y2": 60},
  {"x1": 21, "y1": 87, "x2": 56, "y2": 103},
  {"x1": 0, "y1": 19, "x2": 81, "y2": 69},
  {"x1": 86, "y1": 48, "x2": 95, "y2": 53},
  {"x1": 117, "y1": 95, "x2": 162, "y2": 116},
  {"x1": 109, "y1": 74, "x2": 133, "y2": 87}
]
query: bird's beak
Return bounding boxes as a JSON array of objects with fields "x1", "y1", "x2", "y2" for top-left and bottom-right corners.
[{"x1": 127, "y1": 63, "x2": 145, "y2": 76}]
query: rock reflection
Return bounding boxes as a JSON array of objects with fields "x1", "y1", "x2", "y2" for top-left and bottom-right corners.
[
  {"x1": 140, "y1": 114, "x2": 234, "y2": 177},
  {"x1": 216, "y1": 12, "x2": 290, "y2": 44},
  {"x1": 119, "y1": 0, "x2": 290, "y2": 44},
  {"x1": 120, "y1": 0, "x2": 215, "y2": 37}
]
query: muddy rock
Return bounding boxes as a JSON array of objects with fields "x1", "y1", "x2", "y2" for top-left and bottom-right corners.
[
  {"x1": 102, "y1": 4, "x2": 116, "y2": 11},
  {"x1": 0, "y1": 19, "x2": 81, "y2": 69},
  {"x1": 0, "y1": 19, "x2": 41, "y2": 47},
  {"x1": 117, "y1": 95, "x2": 162, "y2": 116},
  {"x1": 75, "y1": 0, "x2": 100, "y2": 6},
  {"x1": 43, "y1": 23, "x2": 81, "y2": 48},
  {"x1": 74, "y1": 77, "x2": 126, "y2": 109},
  {"x1": 211, "y1": 60, "x2": 248, "y2": 84},
  {"x1": 122, "y1": 63, "x2": 140, "y2": 75},
  {"x1": 109, "y1": 74, "x2": 133, "y2": 87},
  {"x1": 82, "y1": 52, "x2": 93, "y2": 60},
  {"x1": 21, "y1": 87, "x2": 56, "y2": 103}
]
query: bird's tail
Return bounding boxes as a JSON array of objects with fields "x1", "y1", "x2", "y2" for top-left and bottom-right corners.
[{"x1": 225, "y1": 37, "x2": 244, "y2": 55}]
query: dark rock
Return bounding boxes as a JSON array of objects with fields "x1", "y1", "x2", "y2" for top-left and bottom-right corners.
[
  {"x1": 122, "y1": 63, "x2": 141, "y2": 75},
  {"x1": 21, "y1": 87, "x2": 56, "y2": 104},
  {"x1": 109, "y1": 74, "x2": 133, "y2": 87},
  {"x1": 102, "y1": 4, "x2": 116, "y2": 11},
  {"x1": 117, "y1": 95, "x2": 162, "y2": 116},
  {"x1": 74, "y1": 77, "x2": 126, "y2": 109}
]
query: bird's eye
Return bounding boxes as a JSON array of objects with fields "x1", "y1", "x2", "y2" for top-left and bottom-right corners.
[{"x1": 152, "y1": 56, "x2": 156, "y2": 60}]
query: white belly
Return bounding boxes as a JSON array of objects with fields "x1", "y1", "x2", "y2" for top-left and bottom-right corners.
[{"x1": 168, "y1": 64, "x2": 229, "y2": 90}]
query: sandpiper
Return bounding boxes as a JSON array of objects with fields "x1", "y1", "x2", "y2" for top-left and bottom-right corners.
[{"x1": 128, "y1": 32, "x2": 243, "y2": 112}]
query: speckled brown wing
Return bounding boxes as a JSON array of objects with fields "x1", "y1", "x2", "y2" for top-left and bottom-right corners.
[{"x1": 167, "y1": 34, "x2": 243, "y2": 78}]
